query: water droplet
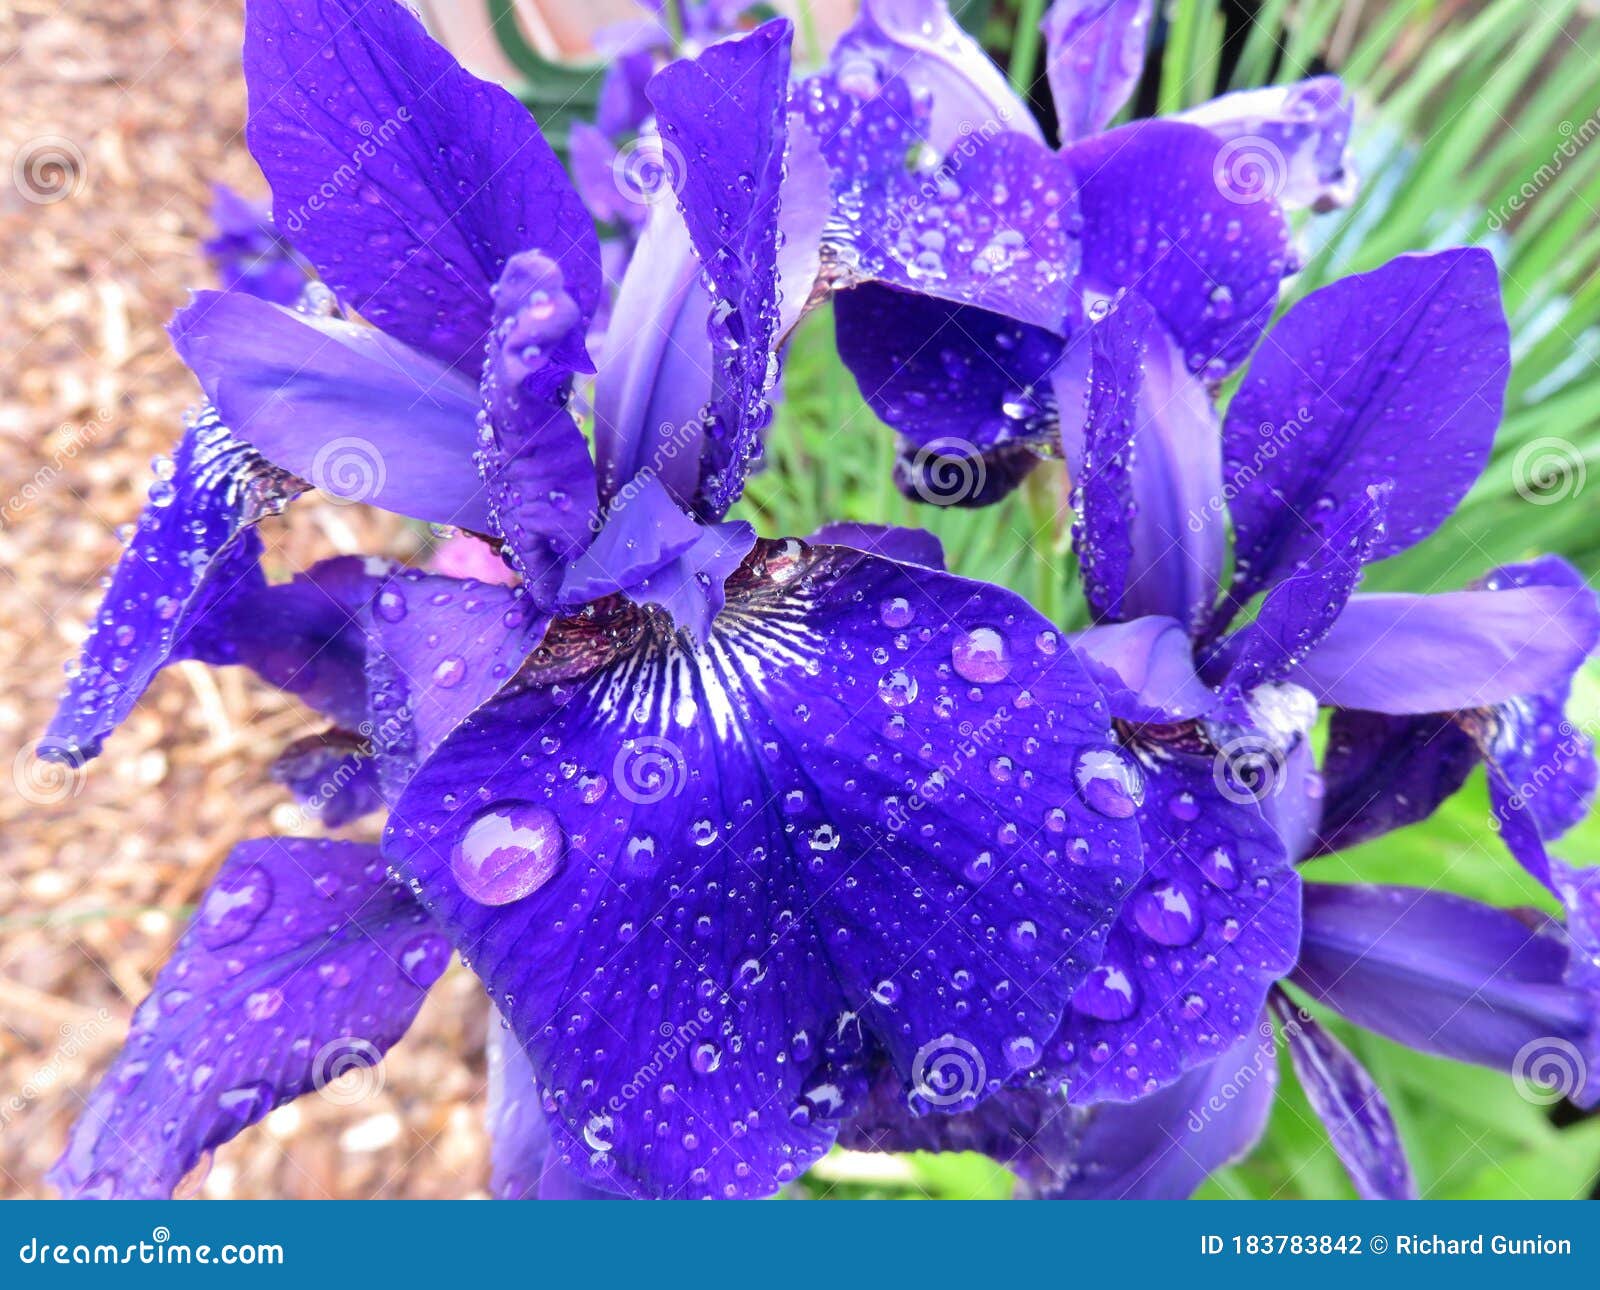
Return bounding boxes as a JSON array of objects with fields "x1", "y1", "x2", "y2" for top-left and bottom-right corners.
[
  {"x1": 196, "y1": 863, "x2": 274, "y2": 950},
  {"x1": 1073, "y1": 961, "x2": 1140, "y2": 1021},
  {"x1": 1130, "y1": 878, "x2": 1202, "y2": 946},
  {"x1": 951, "y1": 626, "x2": 1011, "y2": 683},
  {"x1": 1073, "y1": 748, "x2": 1144, "y2": 819},
  {"x1": 1198, "y1": 845, "x2": 1239, "y2": 891},
  {"x1": 449, "y1": 802, "x2": 564, "y2": 906}
]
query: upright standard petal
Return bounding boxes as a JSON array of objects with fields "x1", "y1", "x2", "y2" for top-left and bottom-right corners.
[
  {"x1": 1221, "y1": 249, "x2": 1510, "y2": 605},
  {"x1": 385, "y1": 541, "x2": 1143, "y2": 1198},
  {"x1": 244, "y1": 0, "x2": 599, "y2": 371},
  {"x1": 648, "y1": 20, "x2": 792, "y2": 519},
  {"x1": 1294, "y1": 883, "x2": 1600, "y2": 1105},
  {"x1": 171, "y1": 291, "x2": 488, "y2": 530},
  {"x1": 809, "y1": 522, "x2": 946, "y2": 570},
  {"x1": 831, "y1": 0, "x2": 1039, "y2": 151},
  {"x1": 1271, "y1": 990, "x2": 1415, "y2": 1199},
  {"x1": 1064, "y1": 120, "x2": 1290, "y2": 377},
  {"x1": 1071, "y1": 617, "x2": 1217, "y2": 724},
  {"x1": 1176, "y1": 78, "x2": 1356, "y2": 211},
  {"x1": 1042, "y1": 0, "x2": 1151, "y2": 143},
  {"x1": 49, "y1": 839, "x2": 449, "y2": 1199},
  {"x1": 1052, "y1": 751, "x2": 1297, "y2": 1103},
  {"x1": 1074, "y1": 294, "x2": 1227, "y2": 632},
  {"x1": 45, "y1": 407, "x2": 302, "y2": 763}
]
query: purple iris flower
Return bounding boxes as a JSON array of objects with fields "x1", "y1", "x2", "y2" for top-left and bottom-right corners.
[
  {"x1": 47, "y1": 1, "x2": 1150, "y2": 1201},
  {"x1": 836, "y1": 248, "x2": 1600, "y2": 1198},
  {"x1": 802, "y1": 0, "x2": 1352, "y2": 505},
  {"x1": 202, "y1": 183, "x2": 309, "y2": 305}
]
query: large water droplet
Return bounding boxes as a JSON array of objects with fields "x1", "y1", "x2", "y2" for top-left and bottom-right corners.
[
  {"x1": 1131, "y1": 878, "x2": 1202, "y2": 947},
  {"x1": 1073, "y1": 961, "x2": 1140, "y2": 1021},
  {"x1": 450, "y1": 802, "x2": 564, "y2": 906},
  {"x1": 196, "y1": 863, "x2": 274, "y2": 950},
  {"x1": 951, "y1": 626, "x2": 1011, "y2": 683},
  {"x1": 1073, "y1": 747, "x2": 1144, "y2": 819}
]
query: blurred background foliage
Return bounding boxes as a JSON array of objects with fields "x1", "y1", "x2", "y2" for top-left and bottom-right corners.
[
  {"x1": 494, "y1": 0, "x2": 1600, "y2": 1197},
  {"x1": 740, "y1": 0, "x2": 1600, "y2": 1199}
]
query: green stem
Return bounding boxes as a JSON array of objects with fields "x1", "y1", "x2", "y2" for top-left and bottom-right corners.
[{"x1": 1008, "y1": 0, "x2": 1048, "y2": 95}]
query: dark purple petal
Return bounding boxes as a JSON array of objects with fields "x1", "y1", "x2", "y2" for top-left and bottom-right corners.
[
  {"x1": 244, "y1": 0, "x2": 599, "y2": 371},
  {"x1": 1490, "y1": 689, "x2": 1598, "y2": 845},
  {"x1": 593, "y1": 206, "x2": 713, "y2": 508},
  {"x1": 835, "y1": 284, "x2": 1066, "y2": 453},
  {"x1": 1271, "y1": 988, "x2": 1415, "y2": 1199},
  {"x1": 1071, "y1": 617, "x2": 1217, "y2": 724},
  {"x1": 1222, "y1": 249, "x2": 1510, "y2": 605},
  {"x1": 1042, "y1": 0, "x2": 1151, "y2": 142},
  {"x1": 270, "y1": 730, "x2": 386, "y2": 828},
  {"x1": 1286, "y1": 565, "x2": 1599, "y2": 715},
  {"x1": 1176, "y1": 78, "x2": 1356, "y2": 211},
  {"x1": 1294, "y1": 883, "x2": 1600, "y2": 1105},
  {"x1": 487, "y1": 1023, "x2": 623, "y2": 1199},
  {"x1": 832, "y1": 0, "x2": 1038, "y2": 152},
  {"x1": 893, "y1": 437, "x2": 1042, "y2": 508},
  {"x1": 1053, "y1": 752, "x2": 1297, "y2": 1102},
  {"x1": 596, "y1": 48, "x2": 656, "y2": 138},
  {"x1": 1064, "y1": 120, "x2": 1290, "y2": 378},
  {"x1": 476, "y1": 251, "x2": 599, "y2": 599},
  {"x1": 1205, "y1": 483, "x2": 1388, "y2": 689},
  {"x1": 49, "y1": 839, "x2": 448, "y2": 1199},
  {"x1": 649, "y1": 21, "x2": 792, "y2": 519},
  {"x1": 204, "y1": 184, "x2": 306, "y2": 305},
  {"x1": 1041, "y1": 1024, "x2": 1278, "y2": 1198},
  {"x1": 171, "y1": 291, "x2": 488, "y2": 530},
  {"x1": 190, "y1": 554, "x2": 388, "y2": 733},
  {"x1": 809, "y1": 522, "x2": 945, "y2": 570},
  {"x1": 568, "y1": 121, "x2": 635, "y2": 229},
  {"x1": 364, "y1": 570, "x2": 550, "y2": 797},
  {"x1": 1312, "y1": 710, "x2": 1479, "y2": 856},
  {"x1": 1073, "y1": 293, "x2": 1227, "y2": 632},
  {"x1": 384, "y1": 540, "x2": 1143, "y2": 1198},
  {"x1": 44, "y1": 407, "x2": 303, "y2": 763}
]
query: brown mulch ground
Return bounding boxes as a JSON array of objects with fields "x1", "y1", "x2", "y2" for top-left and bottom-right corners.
[{"x1": 0, "y1": 0, "x2": 492, "y2": 1199}]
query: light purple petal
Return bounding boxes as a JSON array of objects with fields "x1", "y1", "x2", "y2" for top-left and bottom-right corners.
[
  {"x1": 171, "y1": 291, "x2": 488, "y2": 530},
  {"x1": 44, "y1": 407, "x2": 303, "y2": 763},
  {"x1": 1042, "y1": 0, "x2": 1151, "y2": 142},
  {"x1": 1294, "y1": 883, "x2": 1600, "y2": 1105},
  {"x1": 1176, "y1": 77, "x2": 1356, "y2": 211},
  {"x1": 832, "y1": 0, "x2": 1038, "y2": 151},
  {"x1": 648, "y1": 20, "x2": 792, "y2": 519},
  {"x1": 244, "y1": 0, "x2": 599, "y2": 371},
  {"x1": 1070, "y1": 616, "x2": 1217, "y2": 724},
  {"x1": 1222, "y1": 249, "x2": 1510, "y2": 606},
  {"x1": 1054, "y1": 752, "x2": 1298, "y2": 1103},
  {"x1": 1064, "y1": 120, "x2": 1290, "y2": 378},
  {"x1": 384, "y1": 540, "x2": 1143, "y2": 1198},
  {"x1": 49, "y1": 839, "x2": 448, "y2": 1199},
  {"x1": 1271, "y1": 988, "x2": 1415, "y2": 1199}
]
